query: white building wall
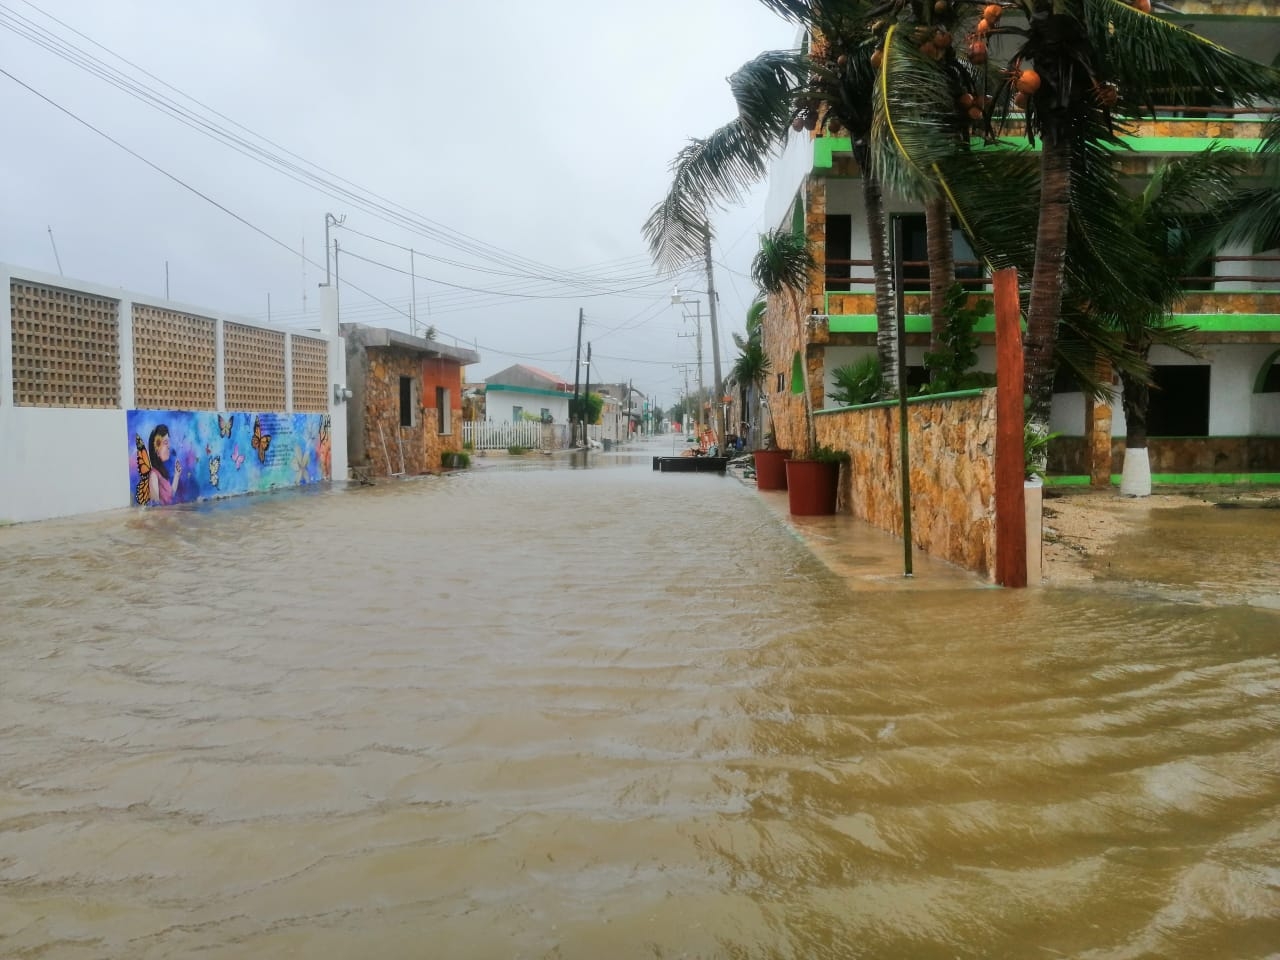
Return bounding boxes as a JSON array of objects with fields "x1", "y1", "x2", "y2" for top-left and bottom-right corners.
[
  {"x1": 1, "y1": 262, "x2": 345, "y2": 525},
  {"x1": 486, "y1": 388, "x2": 570, "y2": 425},
  {"x1": 764, "y1": 130, "x2": 819, "y2": 232}
]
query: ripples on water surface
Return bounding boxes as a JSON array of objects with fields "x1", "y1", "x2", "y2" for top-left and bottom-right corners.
[{"x1": 2, "y1": 444, "x2": 1278, "y2": 959}]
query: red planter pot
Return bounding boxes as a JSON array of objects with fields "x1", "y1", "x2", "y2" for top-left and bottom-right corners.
[
  {"x1": 784, "y1": 459, "x2": 841, "y2": 516},
  {"x1": 753, "y1": 448, "x2": 792, "y2": 490}
]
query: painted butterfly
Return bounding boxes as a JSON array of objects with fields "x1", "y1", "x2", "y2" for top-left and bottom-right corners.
[
  {"x1": 231, "y1": 445, "x2": 245, "y2": 470},
  {"x1": 134, "y1": 434, "x2": 152, "y2": 505},
  {"x1": 218, "y1": 413, "x2": 233, "y2": 438},
  {"x1": 251, "y1": 416, "x2": 271, "y2": 464},
  {"x1": 209, "y1": 455, "x2": 221, "y2": 487}
]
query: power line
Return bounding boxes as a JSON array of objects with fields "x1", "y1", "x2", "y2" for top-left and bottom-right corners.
[{"x1": 1, "y1": 0, "x2": 672, "y2": 291}]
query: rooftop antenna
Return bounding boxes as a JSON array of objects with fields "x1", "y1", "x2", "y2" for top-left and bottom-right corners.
[
  {"x1": 301, "y1": 237, "x2": 308, "y2": 315},
  {"x1": 47, "y1": 226, "x2": 63, "y2": 275}
]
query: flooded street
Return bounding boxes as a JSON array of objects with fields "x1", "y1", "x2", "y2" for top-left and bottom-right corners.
[{"x1": 2, "y1": 441, "x2": 1278, "y2": 959}]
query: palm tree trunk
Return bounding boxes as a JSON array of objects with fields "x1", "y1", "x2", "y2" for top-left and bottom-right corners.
[
  {"x1": 925, "y1": 195, "x2": 954, "y2": 366},
  {"x1": 859, "y1": 146, "x2": 898, "y2": 394},
  {"x1": 1025, "y1": 139, "x2": 1071, "y2": 473},
  {"x1": 1118, "y1": 355, "x2": 1152, "y2": 496}
]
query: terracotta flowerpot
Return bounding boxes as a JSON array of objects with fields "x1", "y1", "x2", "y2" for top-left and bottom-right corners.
[
  {"x1": 785, "y1": 459, "x2": 840, "y2": 515},
  {"x1": 753, "y1": 448, "x2": 792, "y2": 490}
]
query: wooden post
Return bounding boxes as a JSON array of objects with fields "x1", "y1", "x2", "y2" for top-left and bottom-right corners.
[
  {"x1": 1089, "y1": 356, "x2": 1113, "y2": 488},
  {"x1": 994, "y1": 267, "x2": 1027, "y2": 588}
]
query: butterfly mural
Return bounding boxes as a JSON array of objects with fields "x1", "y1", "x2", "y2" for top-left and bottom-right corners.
[
  {"x1": 218, "y1": 413, "x2": 234, "y2": 438},
  {"x1": 134, "y1": 434, "x2": 152, "y2": 505},
  {"x1": 251, "y1": 417, "x2": 271, "y2": 464},
  {"x1": 231, "y1": 445, "x2": 246, "y2": 470},
  {"x1": 208, "y1": 455, "x2": 221, "y2": 488}
]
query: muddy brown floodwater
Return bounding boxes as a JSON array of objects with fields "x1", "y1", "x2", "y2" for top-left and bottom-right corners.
[{"x1": 2, "y1": 439, "x2": 1278, "y2": 959}]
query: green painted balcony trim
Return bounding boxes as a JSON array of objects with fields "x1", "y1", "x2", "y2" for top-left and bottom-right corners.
[
  {"x1": 816, "y1": 388, "x2": 986, "y2": 415},
  {"x1": 826, "y1": 313, "x2": 1280, "y2": 334},
  {"x1": 1046, "y1": 472, "x2": 1280, "y2": 486},
  {"x1": 814, "y1": 134, "x2": 1265, "y2": 171},
  {"x1": 1053, "y1": 434, "x2": 1280, "y2": 441},
  {"x1": 485, "y1": 383, "x2": 571, "y2": 399}
]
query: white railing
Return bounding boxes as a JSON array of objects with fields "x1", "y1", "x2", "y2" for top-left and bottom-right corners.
[
  {"x1": 462, "y1": 420, "x2": 547, "y2": 450},
  {"x1": 461, "y1": 421, "x2": 606, "y2": 450}
]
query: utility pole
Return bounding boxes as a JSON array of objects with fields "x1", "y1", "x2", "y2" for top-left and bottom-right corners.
[
  {"x1": 584, "y1": 341, "x2": 592, "y2": 443},
  {"x1": 333, "y1": 239, "x2": 342, "y2": 324},
  {"x1": 572, "y1": 307, "x2": 585, "y2": 446},
  {"x1": 702, "y1": 225, "x2": 726, "y2": 448},
  {"x1": 47, "y1": 226, "x2": 63, "y2": 275},
  {"x1": 676, "y1": 305, "x2": 704, "y2": 415},
  {"x1": 626, "y1": 378, "x2": 633, "y2": 439},
  {"x1": 323, "y1": 212, "x2": 345, "y2": 286},
  {"x1": 409, "y1": 248, "x2": 417, "y2": 337},
  {"x1": 164, "y1": 260, "x2": 170, "y2": 299}
]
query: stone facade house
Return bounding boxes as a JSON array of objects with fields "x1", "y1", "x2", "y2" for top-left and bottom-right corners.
[{"x1": 343, "y1": 324, "x2": 479, "y2": 478}]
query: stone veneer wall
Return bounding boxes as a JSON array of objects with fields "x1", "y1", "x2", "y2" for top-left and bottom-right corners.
[
  {"x1": 1050, "y1": 435, "x2": 1280, "y2": 475},
  {"x1": 360, "y1": 347, "x2": 444, "y2": 477},
  {"x1": 815, "y1": 390, "x2": 998, "y2": 578}
]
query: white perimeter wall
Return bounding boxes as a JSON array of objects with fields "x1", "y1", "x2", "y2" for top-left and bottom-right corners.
[
  {"x1": 2, "y1": 263, "x2": 347, "y2": 525},
  {"x1": 1049, "y1": 343, "x2": 1279, "y2": 437}
]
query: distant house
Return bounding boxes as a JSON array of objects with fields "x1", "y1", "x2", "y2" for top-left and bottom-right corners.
[
  {"x1": 484, "y1": 364, "x2": 572, "y2": 425},
  {"x1": 343, "y1": 324, "x2": 479, "y2": 477}
]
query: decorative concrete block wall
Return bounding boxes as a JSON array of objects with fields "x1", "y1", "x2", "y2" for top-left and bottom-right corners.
[
  {"x1": 10, "y1": 280, "x2": 120, "y2": 408},
  {"x1": 816, "y1": 390, "x2": 998, "y2": 577},
  {"x1": 132, "y1": 304, "x2": 216, "y2": 410}
]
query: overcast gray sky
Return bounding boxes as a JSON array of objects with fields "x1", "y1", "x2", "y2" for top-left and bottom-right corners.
[{"x1": 0, "y1": 0, "x2": 797, "y2": 409}]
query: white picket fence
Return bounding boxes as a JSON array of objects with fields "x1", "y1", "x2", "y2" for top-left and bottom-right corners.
[{"x1": 461, "y1": 421, "x2": 603, "y2": 450}]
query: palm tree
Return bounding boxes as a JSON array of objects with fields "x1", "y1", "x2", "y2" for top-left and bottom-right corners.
[
  {"x1": 1092, "y1": 150, "x2": 1246, "y2": 495},
  {"x1": 729, "y1": 297, "x2": 772, "y2": 448},
  {"x1": 752, "y1": 227, "x2": 821, "y2": 453},
  {"x1": 645, "y1": 4, "x2": 905, "y2": 392},
  {"x1": 872, "y1": 0, "x2": 1280, "y2": 465}
]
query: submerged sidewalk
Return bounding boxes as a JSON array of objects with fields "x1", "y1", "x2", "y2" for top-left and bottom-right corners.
[{"x1": 745, "y1": 477, "x2": 992, "y2": 591}]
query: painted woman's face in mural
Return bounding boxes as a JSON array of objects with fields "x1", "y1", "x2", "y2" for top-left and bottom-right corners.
[{"x1": 154, "y1": 433, "x2": 172, "y2": 462}]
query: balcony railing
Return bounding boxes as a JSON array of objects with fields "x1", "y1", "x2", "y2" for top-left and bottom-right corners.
[{"x1": 824, "y1": 254, "x2": 1280, "y2": 295}]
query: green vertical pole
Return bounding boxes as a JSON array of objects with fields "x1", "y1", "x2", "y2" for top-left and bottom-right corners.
[{"x1": 893, "y1": 217, "x2": 913, "y2": 577}]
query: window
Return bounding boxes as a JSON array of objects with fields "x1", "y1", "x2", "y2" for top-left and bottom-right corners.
[
  {"x1": 540, "y1": 407, "x2": 552, "y2": 423},
  {"x1": 826, "y1": 214, "x2": 853, "y2": 292},
  {"x1": 436, "y1": 386, "x2": 451, "y2": 434},
  {"x1": 512, "y1": 405, "x2": 523, "y2": 422},
  {"x1": 1147, "y1": 365, "x2": 1210, "y2": 437},
  {"x1": 896, "y1": 214, "x2": 983, "y2": 292},
  {"x1": 399, "y1": 376, "x2": 414, "y2": 427}
]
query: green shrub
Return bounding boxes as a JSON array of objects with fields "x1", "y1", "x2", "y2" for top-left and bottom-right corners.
[
  {"x1": 810, "y1": 444, "x2": 851, "y2": 464},
  {"x1": 507, "y1": 445, "x2": 528, "y2": 456},
  {"x1": 828, "y1": 355, "x2": 884, "y2": 406},
  {"x1": 920, "y1": 284, "x2": 997, "y2": 395},
  {"x1": 441, "y1": 450, "x2": 470, "y2": 468}
]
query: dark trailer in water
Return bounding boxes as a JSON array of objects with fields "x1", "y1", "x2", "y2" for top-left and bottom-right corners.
[{"x1": 652, "y1": 456, "x2": 728, "y2": 474}]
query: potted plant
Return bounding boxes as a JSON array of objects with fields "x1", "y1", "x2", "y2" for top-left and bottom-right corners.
[
  {"x1": 753, "y1": 432, "x2": 792, "y2": 491},
  {"x1": 785, "y1": 444, "x2": 848, "y2": 516}
]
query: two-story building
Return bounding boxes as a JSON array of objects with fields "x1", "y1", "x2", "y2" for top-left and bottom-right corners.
[{"x1": 760, "y1": 2, "x2": 1280, "y2": 488}]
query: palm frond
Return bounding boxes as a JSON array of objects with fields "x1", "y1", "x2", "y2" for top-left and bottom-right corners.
[
  {"x1": 751, "y1": 227, "x2": 816, "y2": 296},
  {"x1": 730, "y1": 49, "x2": 810, "y2": 144},
  {"x1": 643, "y1": 117, "x2": 777, "y2": 270},
  {"x1": 871, "y1": 24, "x2": 958, "y2": 200},
  {"x1": 1218, "y1": 186, "x2": 1280, "y2": 254},
  {"x1": 746, "y1": 297, "x2": 767, "y2": 333},
  {"x1": 1083, "y1": 0, "x2": 1280, "y2": 110}
]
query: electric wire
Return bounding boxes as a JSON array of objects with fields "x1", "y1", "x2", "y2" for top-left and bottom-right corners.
[{"x1": 0, "y1": 1, "x2": 676, "y2": 294}]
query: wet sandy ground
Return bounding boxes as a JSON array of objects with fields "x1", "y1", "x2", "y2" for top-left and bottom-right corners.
[{"x1": 2, "y1": 443, "x2": 1278, "y2": 958}]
